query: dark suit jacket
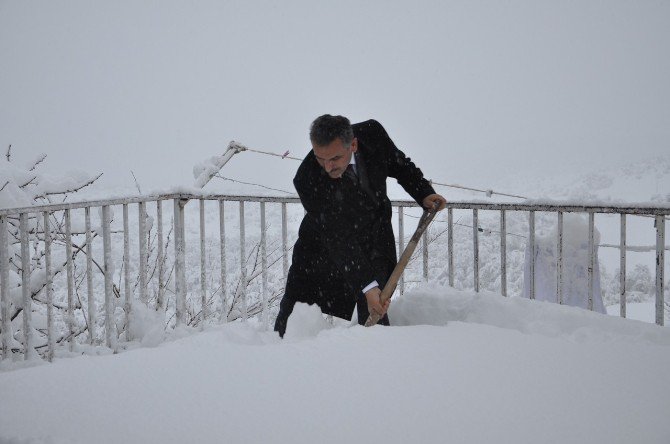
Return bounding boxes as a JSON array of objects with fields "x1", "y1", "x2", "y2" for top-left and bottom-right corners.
[{"x1": 281, "y1": 119, "x2": 435, "y2": 321}]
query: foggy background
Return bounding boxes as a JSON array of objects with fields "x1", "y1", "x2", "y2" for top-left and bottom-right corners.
[{"x1": 1, "y1": 0, "x2": 668, "y2": 197}]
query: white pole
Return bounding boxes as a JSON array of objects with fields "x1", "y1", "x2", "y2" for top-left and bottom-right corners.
[
  {"x1": 473, "y1": 209, "x2": 479, "y2": 292},
  {"x1": 529, "y1": 211, "x2": 535, "y2": 300},
  {"x1": 85, "y1": 207, "x2": 96, "y2": 344},
  {"x1": 200, "y1": 199, "x2": 208, "y2": 325},
  {"x1": 138, "y1": 201, "x2": 148, "y2": 305},
  {"x1": 620, "y1": 214, "x2": 626, "y2": 318},
  {"x1": 156, "y1": 200, "x2": 165, "y2": 312},
  {"x1": 64, "y1": 209, "x2": 74, "y2": 352},
  {"x1": 173, "y1": 199, "x2": 186, "y2": 326},
  {"x1": 20, "y1": 214, "x2": 35, "y2": 359},
  {"x1": 588, "y1": 212, "x2": 595, "y2": 311},
  {"x1": 102, "y1": 205, "x2": 117, "y2": 352},
  {"x1": 123, "y1": 204, "x2": 132, "y2": 340},
  {"x1": 260, "y1": 201, "x2": 268, "y2": 329},
  {"x1": 448, "y1": 208, "x2": 454, "y2": 287},
  {"x1": 557, "y1": 211, "x2": 563, "y2": 305},
  {"x1": 239, "y1": 201, "x2": 247, "y2": 322},
  {"x1": 655, "y1": 215, "x2": 665, "y2": 326},
  {"x1": 500, "y1": 210, "x2": 507, "y2": 297},
  {"x1": 219, "y1": 199, "x2": 227, "y2": 322},
  {"x1": 282, "y1": 202, "x2": 288, "y2": 281},
  {"x1": 398, "y1": 207, "x2": 404, "y2": 296},
  {"x1": 1, "y1": 216, "x2": 12, "y2": 360},
  {"x1": 44, "y1": 212, "x2": 54, "y2": 361}
]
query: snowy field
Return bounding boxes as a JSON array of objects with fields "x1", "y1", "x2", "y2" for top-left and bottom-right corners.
[{"x1": 1, "y1": 285, "x2": 669, "y2": 444}]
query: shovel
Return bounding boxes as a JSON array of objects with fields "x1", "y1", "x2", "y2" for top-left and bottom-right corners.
[{"x1": 364, "y1": 204, "x2": 440, "y2": 327}]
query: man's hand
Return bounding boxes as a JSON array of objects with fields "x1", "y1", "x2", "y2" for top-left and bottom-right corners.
[
  {"x1": 364, "y1": 286, "x2": 390, "y2": 317},
  {"x1": 422, "y1": 193, "x2": 447, "y2": 211}
]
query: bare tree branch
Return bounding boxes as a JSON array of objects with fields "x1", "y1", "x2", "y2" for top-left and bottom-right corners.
[
  {"x1": 19, "y1": 176, "x2": 38, "y2": 188},
  {"x1": 28, "y1": 154, "x2": 48, "y2": 172},
  {"x1": 0, "y1": 180, "x2": 10, "y2": 192},
  {"x1": 34, "y1": 173, "x2": 103, "y2": 198},
  {"x1": 131, "y1": 171, "x2": 142, "y2": 194},
  {"x1": 6, "y1": 144, "x2": 11, "y2": 161}
]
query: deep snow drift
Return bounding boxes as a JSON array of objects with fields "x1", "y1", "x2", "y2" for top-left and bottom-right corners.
[{"x1": 1, "y1": 285, "x2": 669, "y2": 444}]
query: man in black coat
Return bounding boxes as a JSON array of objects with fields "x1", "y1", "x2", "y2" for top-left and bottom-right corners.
[{"x1": 274, "y1": 115, "x2": 445, "y2": 337}]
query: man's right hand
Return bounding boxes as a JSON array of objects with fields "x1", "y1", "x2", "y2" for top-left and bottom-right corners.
[{"x1": 364, "y1": 286, "x2": 390, "y2": 317}]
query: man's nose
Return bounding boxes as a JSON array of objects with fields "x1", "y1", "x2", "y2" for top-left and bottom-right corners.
[{"x1": 324, "y1": 161, "x2": 334, "y2": 172}]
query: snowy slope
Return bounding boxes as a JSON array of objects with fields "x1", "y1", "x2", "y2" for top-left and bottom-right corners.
[{"x1": 1, "y1": 286, "x2": 669, "y2": 444}]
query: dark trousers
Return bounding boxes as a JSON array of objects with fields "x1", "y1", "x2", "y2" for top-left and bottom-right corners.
[{"x1": 274, "y1": 293, "x2": 389, "y2": 338}]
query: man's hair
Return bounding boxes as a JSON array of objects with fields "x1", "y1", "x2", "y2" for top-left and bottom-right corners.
[{"x1": 309, "y1": 114, "x2": 354, "y2": 147}]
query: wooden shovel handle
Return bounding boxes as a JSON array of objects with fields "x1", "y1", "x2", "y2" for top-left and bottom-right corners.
[{"x1": 364, "y1": 205, "x2": 439, "y2": 327}]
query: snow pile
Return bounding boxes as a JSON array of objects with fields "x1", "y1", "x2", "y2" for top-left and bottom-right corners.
[
  {"x1": 192, "y1": 154, "x2": 229, "y2": 188},
  {"x1": 2, "y1": 286, "x2": 669, "y2": 444},
  {"x1": 521, "y1": 214, "x2": 606, "y2": 313},
  {"x1": 283, "y1": 302, "x2": 332, "y2": 340},
  {"x1": 0, "y1": 151, "x2": 99, "y2": 209},
  {"x1": 390, "y1": 284, "x2": 668, "y2": 346},
  {"x1": 127, "y1": 304, "x2": 166, "y2": 347}
]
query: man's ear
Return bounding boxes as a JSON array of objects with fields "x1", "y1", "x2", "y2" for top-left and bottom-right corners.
[{"x1": 351, "y1": 137, "x2": 358, "y2": 153}]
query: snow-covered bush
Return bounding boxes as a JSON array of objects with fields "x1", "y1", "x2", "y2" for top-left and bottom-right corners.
[{"x1": 1, "y1": 145, "x2": 102, "y2": 356}]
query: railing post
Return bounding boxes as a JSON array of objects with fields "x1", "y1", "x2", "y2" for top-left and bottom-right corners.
[
  {"x1": 620, "y1": 214, "x2": 626, "y2": 318},
  {"x1": 557, "y1": 211, "x2": 564, "y2": 305},
  {"x1": 156, "y1": 200, "x2": 165, "y2": 312},
  {"x1": 101, "y1": 205, "x2": 117, "y2": 351},
  {"x1": 500, "y1": 210, "x2": 507, "y2": 297},
  {"x1": 44, "y1": 212, "x2": 54, "y2": 361},
  {"x1": 0, "y1": 216, "x2": 11, "y2": 360},
  {"x1": 85, "y1": 207, "x2": 96, "y2": 344},
  {"x1": 123, "y1": 204, "x2": 132, "y2": 340},
  {"x1": 448, "y1": 208, "x2": 454, "y2": 287},
  {"x1": 398, "y1": 207, "x2": 405, "y2": 295},
  {"x1": 655, "y1": 215, "x2": 665, "y2": 326},
  {"x1": 261, "y1": 201, "x2": 268, "y2": 329},
  {"x1": 219, "y1": 199, "x2": 227, "y2": 322},
  {"x1": 282, "y1": 202, "x2": 288, "y2": 281},
  {"x1": 529, "y1": 211, "x2": 535, "y2": 300},
  {"x1": 239, "y1": 201, "x2": 248, "y2": 322},
  {"x1": 199, "y1": 199, "x2": 208, "y2": 324},
  {"x1": 64, "y1": 210, "x2": 74, "y2": 352},
  {"x1": 173, "y1": 199, "x2": 187, "y2": 326},
  {"x1": 20, "y1": 213, "x2": 35, "y2": 359},
  {"x1": 422, "y1": 225, "x2": 429, "y2": 281},
  {"x1": 588, "y1": 212, "x2": 595, "y2": 311},
  {"x1": 138, "y1": 201, "x2": 148, "y2": 305},
  {"x1": 473, "y1": 209, "x2": 479, "y2": 292}
]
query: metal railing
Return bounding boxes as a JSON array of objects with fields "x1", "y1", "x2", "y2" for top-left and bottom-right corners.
[{"x1": 0, "y1": 194, "x2": 668, "y2": 363}]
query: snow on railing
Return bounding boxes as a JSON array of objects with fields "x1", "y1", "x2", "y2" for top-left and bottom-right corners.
[{"x1": 0, "y1": 194, "x2": 668, "y2": 363}]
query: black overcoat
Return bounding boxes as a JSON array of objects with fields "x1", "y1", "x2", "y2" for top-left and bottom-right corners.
[{"x1": 276, "y1": 120, "x2": 435, "y2": 327}]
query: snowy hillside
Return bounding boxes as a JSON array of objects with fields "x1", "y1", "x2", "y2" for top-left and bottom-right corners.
[{"x1": 1, "y1": 286, "x2": 669, "y2": 444}]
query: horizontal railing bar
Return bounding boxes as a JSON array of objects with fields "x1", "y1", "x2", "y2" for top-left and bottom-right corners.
[
  {"x1": 434, "y1": 202, "x2": 670, "y2": 215},
  {"x1": 2, "y1": 194, "x2": 669, "y2": 216},
  {"x1": 0, "y1": 195, "x2": 176, "y2": 215}
]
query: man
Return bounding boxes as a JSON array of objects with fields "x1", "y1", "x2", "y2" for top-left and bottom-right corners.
[{"x1": 274, "y1": 115, "x2": 446, "y2": 337}]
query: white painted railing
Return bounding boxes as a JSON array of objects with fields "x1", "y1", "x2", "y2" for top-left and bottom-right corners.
[{"x1": 0, "y1": 194, "x2": 668, "y2": 363}]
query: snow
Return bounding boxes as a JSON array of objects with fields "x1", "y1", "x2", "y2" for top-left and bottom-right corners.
[
  {"x1": 1, "y1": 285, "x2": 669, "y2": 444},
  {"x1": 283, "y1": 302, "x2": 333, "y2": 340},
  {"x1": 0, "y1": 3, "x2": 669, "y2": 442},
  {"x1": 521, "y1": 214, "x2": 606, "y2": 313}
]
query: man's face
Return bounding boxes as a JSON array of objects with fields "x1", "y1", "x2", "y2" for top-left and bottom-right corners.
[{"x1": 312, "y1": 138, "x2": 358, "y2": 179}]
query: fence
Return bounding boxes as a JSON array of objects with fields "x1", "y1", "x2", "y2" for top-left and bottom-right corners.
[{"x1": 0, "y1": 194, "x2": 668, "y2": 363}]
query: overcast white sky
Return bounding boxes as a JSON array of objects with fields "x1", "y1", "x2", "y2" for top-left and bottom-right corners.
[{"x1": 1, "y1": 1, "x2": 668, "y2": 196}]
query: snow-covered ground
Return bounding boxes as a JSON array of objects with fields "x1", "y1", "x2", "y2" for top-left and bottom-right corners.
[
  {"x1": 1, "y1": 285, "x2": 669, "y2": 444},
  {"x1": 1, "y1": 1, "x2": 669, "y2": 442}
]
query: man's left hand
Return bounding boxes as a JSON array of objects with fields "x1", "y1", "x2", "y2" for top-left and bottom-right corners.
[{"x1": 422, "y1": 193, "x2": 447, "y2": 211}]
